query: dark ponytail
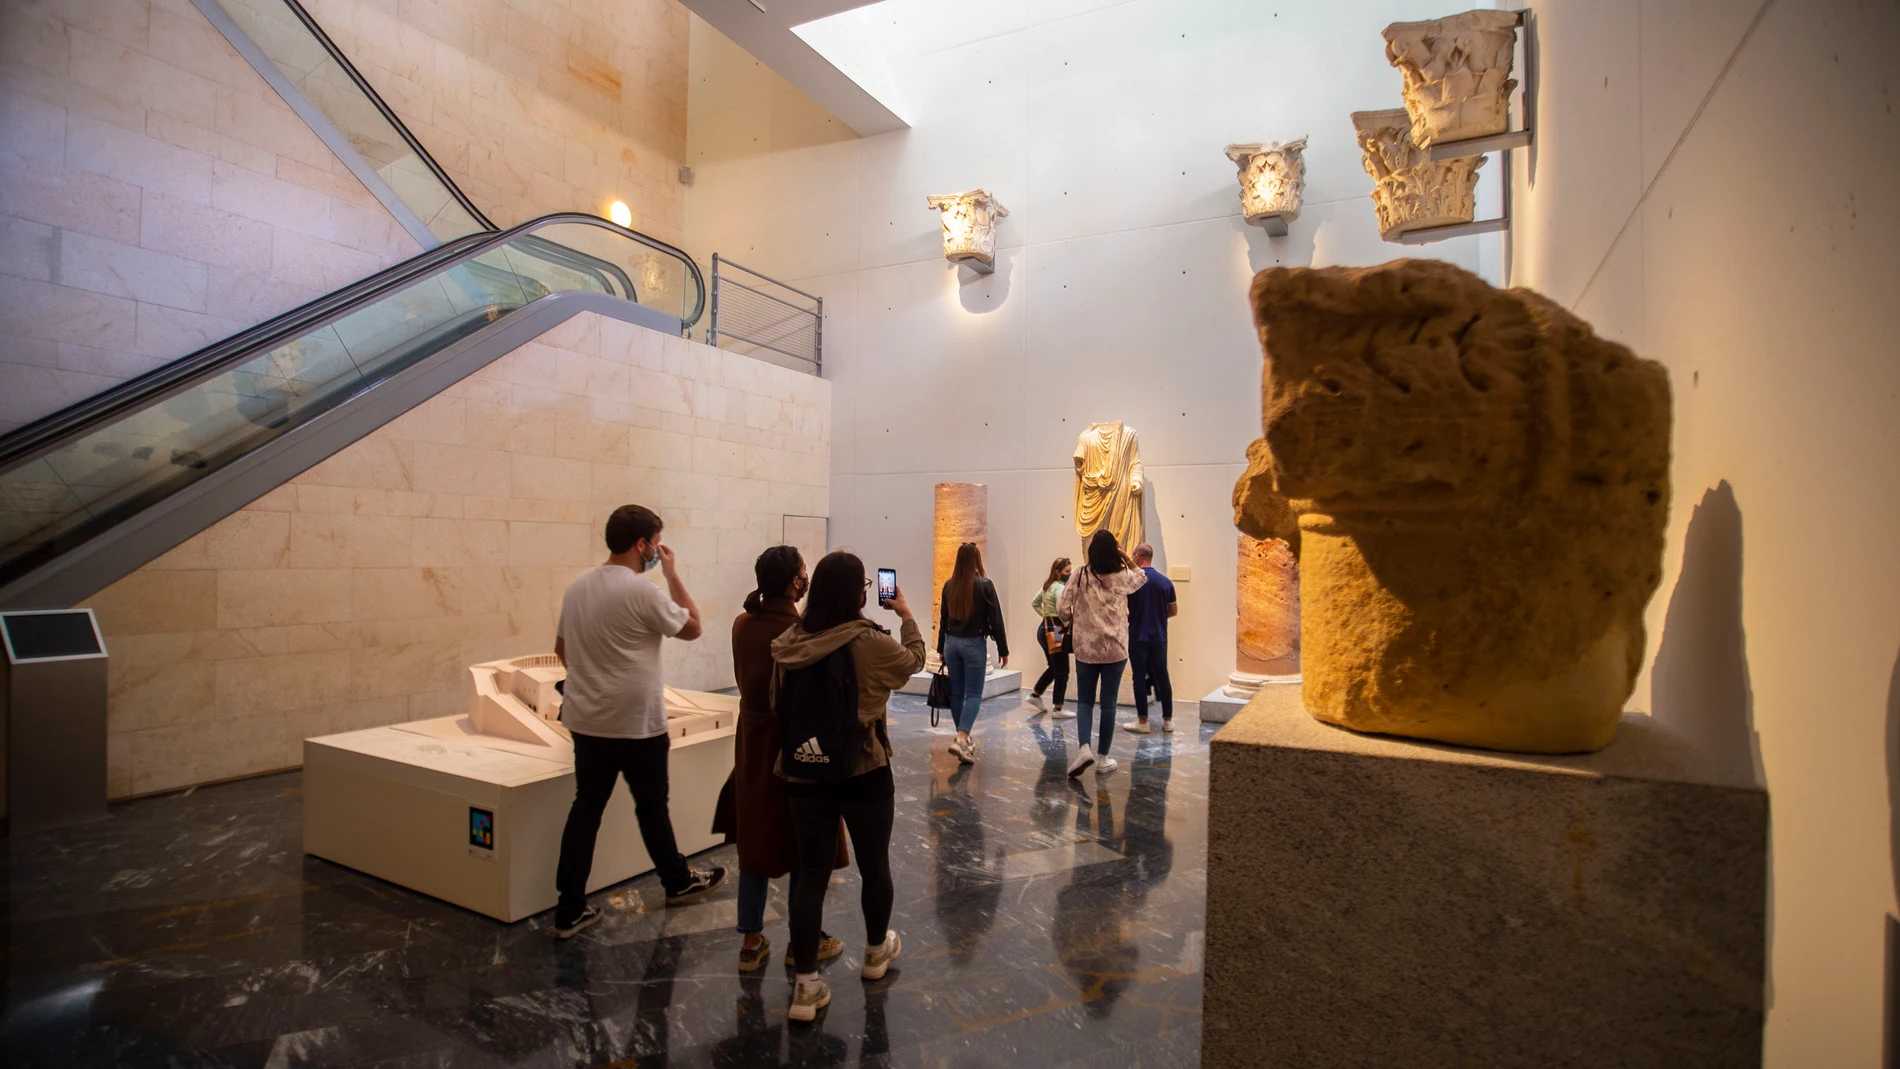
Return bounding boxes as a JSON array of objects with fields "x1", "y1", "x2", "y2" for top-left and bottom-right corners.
[{"x1": 743, "y1": 545, "x2": 804, "y2": 614}]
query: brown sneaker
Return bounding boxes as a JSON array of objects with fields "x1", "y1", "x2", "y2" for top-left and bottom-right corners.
[
  {"x1": 861, "y1": 930, "x2": 901, "y2": 980},
  {"x1": 783, "y1": 933, "x2": 846, "y2": 969},
  {"x1": 738, "y1": 934, "x2": 771, "y2": 972}
]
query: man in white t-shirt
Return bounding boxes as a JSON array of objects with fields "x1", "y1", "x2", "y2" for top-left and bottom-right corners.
[{"x1": 551, "y1": 504, "x2": 727, "y2": 937}]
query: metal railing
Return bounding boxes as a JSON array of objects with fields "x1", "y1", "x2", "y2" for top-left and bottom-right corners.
[{"x1": 707, "y1": 254, "x2": 823, "y2": 374}]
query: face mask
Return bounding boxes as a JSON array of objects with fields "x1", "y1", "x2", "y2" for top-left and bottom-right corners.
[
  {"x1": 793, "y1": 577, "x2": 808, "y2": 601},
  {"x1": 642, "y1": 542, "x2": 661, "y2": 570}
]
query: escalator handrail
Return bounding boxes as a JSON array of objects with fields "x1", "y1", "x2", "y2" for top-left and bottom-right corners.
[
  {"x1": 274, "y1": 0, "x2": 498, "y2": 236},
  {"x1": 0, "y1": 212, "x2": 705, "y2": 473}
]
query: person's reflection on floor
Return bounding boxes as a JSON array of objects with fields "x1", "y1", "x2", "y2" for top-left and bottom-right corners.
[
  {"x1": 1029, "y1": 720, "x2": 1082, "y2": 846},
  {"x1": 628, "y1": 934, "x2": 685, "y2": 1067},
  {"x1": 709, "y1": 973, "x2": 782, "y2": 1066},
  {"x1": 1120, "y1": 735, "x2": 1174, "y2": 894},
  {"x1": 1052, "y1": 779, "x2": 1138, "y2": 1017},
  {"x1": 861, "y1": 975, "x2": 892, "y2": 1063},
  {"x1": 931, "y1": 763, "x2": 1001, "y2": 964}
]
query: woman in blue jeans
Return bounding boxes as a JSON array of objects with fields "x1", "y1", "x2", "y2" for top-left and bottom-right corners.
[
  {"x1": 937, "y1": 542, "x2": 1008, "y2": 765},
  {"x1": 1055, "y1": 530, "x2": 1147, "y2": 776}
]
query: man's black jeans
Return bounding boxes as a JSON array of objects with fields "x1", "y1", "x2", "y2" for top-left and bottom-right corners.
[
  {"x1": 1129, "y1": 637, "x2": 1173, "y2": 722},
  {"x1": 556, "y1": 731, "x2": 691, "y2": 922}
]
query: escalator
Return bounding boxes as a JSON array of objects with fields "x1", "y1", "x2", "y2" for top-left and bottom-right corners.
[
  {"x1": 0, "y1": 216, "x2": 704, "y2": 610},
  {"x1": 0, "y1": 0, "x2": 713, "y2": 609}
]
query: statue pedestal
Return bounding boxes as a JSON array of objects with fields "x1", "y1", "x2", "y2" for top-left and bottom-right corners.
[
  {"x1": 898, "y1": 668, "x2": 1020, "y2": 700},
  {"x1": 1205, "y1": 685, "x2": 1767, "y2": 1068},
  {"x1": 1198, "y1": 672, "x2": 1300, "y2": 723}
]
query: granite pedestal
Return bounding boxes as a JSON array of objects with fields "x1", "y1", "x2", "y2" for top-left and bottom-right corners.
[{"x1": 1204, "y1": 685, "x2": 1767, "y2": 1068}]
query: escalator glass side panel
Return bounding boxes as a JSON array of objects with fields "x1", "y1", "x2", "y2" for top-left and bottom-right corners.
[
  {"x1": 0, "y1": 215, "x2": 703, "y2": 593},
  {"x1": 213, "y1": 0, "x2": 490, "y2": 242}
]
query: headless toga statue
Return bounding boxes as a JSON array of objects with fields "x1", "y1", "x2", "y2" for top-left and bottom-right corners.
[{"x1": 1073, "y1": 421, "x2": 1144, "y2": 550}]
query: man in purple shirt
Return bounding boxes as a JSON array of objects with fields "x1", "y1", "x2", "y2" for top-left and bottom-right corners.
[{"x1": 1123, "y1": 543, "x2": 1176, "y2": 734}]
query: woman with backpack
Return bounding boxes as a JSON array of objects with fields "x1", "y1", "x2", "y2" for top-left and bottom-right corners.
[
  {"x1": 770, "y1": 551, "x2": 926, "y2": 1022},
  {"x1": 937, "y1": 541, "x2": 1009, "y2": 765},
  {"x1": 1056, "y1": 530, "x2": 1148, "y2": 778},
  {"x1": 1026, "y1": 556, "x2": 1074, "y2": 720},
  {"x1": 711, "y1": 546, "x2": 850, "y2": 972}
]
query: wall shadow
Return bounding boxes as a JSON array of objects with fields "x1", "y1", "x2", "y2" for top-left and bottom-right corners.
[
  {"x1": 1650, "y1": 481, "x2": 1761, "y2": 787},
  {"x1": 956, "y1": 253, "x2": 1014, "y2": 313},
  {"x1": 1886, "y1": 647, "x2": 1900, "y2": 1068},
  {"x1": 1240, "y1": 215, "x2": 1318, "y2": 275}
]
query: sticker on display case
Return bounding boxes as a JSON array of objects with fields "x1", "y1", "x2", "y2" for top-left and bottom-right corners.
[{"x1": 468, "y1": 805, "x2": 496, "y2": 859}]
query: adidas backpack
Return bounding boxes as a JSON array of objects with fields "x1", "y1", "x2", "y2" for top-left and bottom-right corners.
[{"x1": 777, "y1": 644, "x2": 861, "y2": 781}]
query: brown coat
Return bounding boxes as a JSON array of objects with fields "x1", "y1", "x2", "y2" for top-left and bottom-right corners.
[
  {"x1": 770, "y1": 616, "x2": 927, "y2": 782},
  {"x1": 710, "y1": 597, "x2": 847, "y2": 877}
]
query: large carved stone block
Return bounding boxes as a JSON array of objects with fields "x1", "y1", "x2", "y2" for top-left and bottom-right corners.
[
  {"x1": 925, "y1": 189, "x2": 1009, "y2": 268},
  {"x1": 1227, "y1": 532, "x2": 1300, "y2": 699},
  {"x1": 932, "y1": 482, "x2": 987, "y2": 649},
  {"x1": 1233, "y1": 259, "x2": 1671, "y2": 753},
  {"x1": 1384, "y1": 9, "x2": 1521, "y2": 147},
  {"x1": 1352, "y1": 108, "x2": 1484, "y2": 241},
  {"x1": 1224, "y1": 138, "x2": 1307, "y2": 229}
]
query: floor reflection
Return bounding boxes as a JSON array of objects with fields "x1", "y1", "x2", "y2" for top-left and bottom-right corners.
[{"x1": 0, "y1": 691, "x2": 1209, "y2": 1067}]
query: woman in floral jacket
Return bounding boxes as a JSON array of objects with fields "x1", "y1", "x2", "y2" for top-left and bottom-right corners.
[{"x1": 1055, "y1": 529, "x2": 1147, "y2": 777}]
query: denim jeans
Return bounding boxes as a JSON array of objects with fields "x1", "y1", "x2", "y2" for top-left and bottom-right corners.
[
  {"x1": 1033, "y1": 621, "x2": 1069, "y2": 707},
  {"x1": 735, "y1": 870, "x2": 804, "y2": 935},
  {"x1": 1129, "y1": 638, "x2": 1173, "y2": 721},
  {"x1": 942, "y1": 633, "x2": 987, "y2": 735},
  {"x1": 1074, "y1": 659, "x2": 1126, "y2": 756}
]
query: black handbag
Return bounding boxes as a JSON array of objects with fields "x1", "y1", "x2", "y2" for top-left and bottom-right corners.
[{"x1": 925, "y1": 669, "x2": 951, "y2": 727}]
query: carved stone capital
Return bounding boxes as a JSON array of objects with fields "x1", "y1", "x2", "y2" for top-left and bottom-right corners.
[
  {"x1": 1224, "y1": 137, "x2": 1308, "y2": 226},
  {"x1": 925, "y1": 189, "x2": 1009, "y2": 267},
  {"x1": 1351, "y1": 108, "x2": 1484, "y2": 241},
  {"x1": 1383, "y1": 9, "x2": 1521, "y2": 146}
]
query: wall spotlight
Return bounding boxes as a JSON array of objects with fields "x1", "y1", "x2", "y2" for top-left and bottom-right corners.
[{"x1": 608, "y1": 201, "x2": 633, "y2": 228}]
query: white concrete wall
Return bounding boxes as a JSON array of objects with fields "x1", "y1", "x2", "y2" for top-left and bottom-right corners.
[
  {"x1": 1509, "y1": 0, "x2": 1900, "y2": 1063},
  {"x1": 683, "y1": 0, "x2": 1499, "y2": 701}
]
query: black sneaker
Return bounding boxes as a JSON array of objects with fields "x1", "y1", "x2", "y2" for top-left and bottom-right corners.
[
  {"x1": 665, "y1": 865, "x2": 728, "y2": 906},
  {"x1": 552, "y1": 905, "x2": 602, "y2": 939}
]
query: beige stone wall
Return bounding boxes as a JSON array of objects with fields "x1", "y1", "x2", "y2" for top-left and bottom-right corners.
[
  {"x1": 302, "y1": 0, "x2": 690, "y2": 243},
  {"x1": 82, "y1": 314, "x2": 829, "y2": 797},
  {"x1": 0, "y1": 0, "x2": 420, "y2": 432}
]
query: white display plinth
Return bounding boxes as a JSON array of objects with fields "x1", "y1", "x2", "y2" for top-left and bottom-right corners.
[
  {"x1": 1201, "y1": 676, "x2": 1301, "y2": 723},
  {"x1": 899, "y1": 668, "x2": 1021, "y2": 698},
  {"x1": 303, "y1": 717, "x2": 734, "y2": 922}
]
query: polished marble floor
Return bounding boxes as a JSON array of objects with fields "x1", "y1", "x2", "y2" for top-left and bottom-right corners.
[{"x1": 0, "y1": 692, "x2": 1208, "y2": 1067}]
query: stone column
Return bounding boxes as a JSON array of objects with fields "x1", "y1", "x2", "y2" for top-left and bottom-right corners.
[
  {"x1": 1227, "y1": 533, "x2": 1299, "y2": 698},
  {"x1": 1351, "y1": 108, "x2": 1485, "y2": 241},
  {"x1": 930, "y1": 482, "x2": 987, "y2": 664},
  {"x1": 1383, "y1": 9, "x2": 1521, "y2": 147}
]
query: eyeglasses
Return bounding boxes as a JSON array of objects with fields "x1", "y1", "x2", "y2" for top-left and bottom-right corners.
[{"x1": 862, "y1": 578, "x2": 873, "y2": 589}]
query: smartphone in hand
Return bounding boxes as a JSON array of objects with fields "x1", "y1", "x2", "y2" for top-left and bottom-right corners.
[{"x1": 876, "y1": 568, "x2": 896, "y2": 608}]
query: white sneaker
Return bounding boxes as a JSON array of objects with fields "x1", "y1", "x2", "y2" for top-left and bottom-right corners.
[
  {"x1": 1051, "y1": 707, "x2": 1076, "y2": 720},
  {"x1": 1123, "y1": 719, "x2": 1152, "y2": 734},
  {"x1": 954, "y1": 738, "x2": 975, "y2": 765},
  {"x1": 1161, "y1": 719, "x2": 1175, "y2": 733},
  {"x1": 1096, "y1": 757, "x2": 1119, "y2": 774},
  {"x1": 1067, "y1": 744, "x2": 1094, "y2": 778},
  {"x1": 1026, "y1": 693, "x2": 1047, "y2": 712}
]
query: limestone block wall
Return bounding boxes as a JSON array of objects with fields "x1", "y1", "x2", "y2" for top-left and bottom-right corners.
[
  {"x1": 301, "y1": 0, "x2": 690, "y2": 243},
  {"x1": 81, "y1": 313, "x2": 829, "y2": 798},
  {"x1": 0, "y1": 0, "x2": 420, "y2": 432}
]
